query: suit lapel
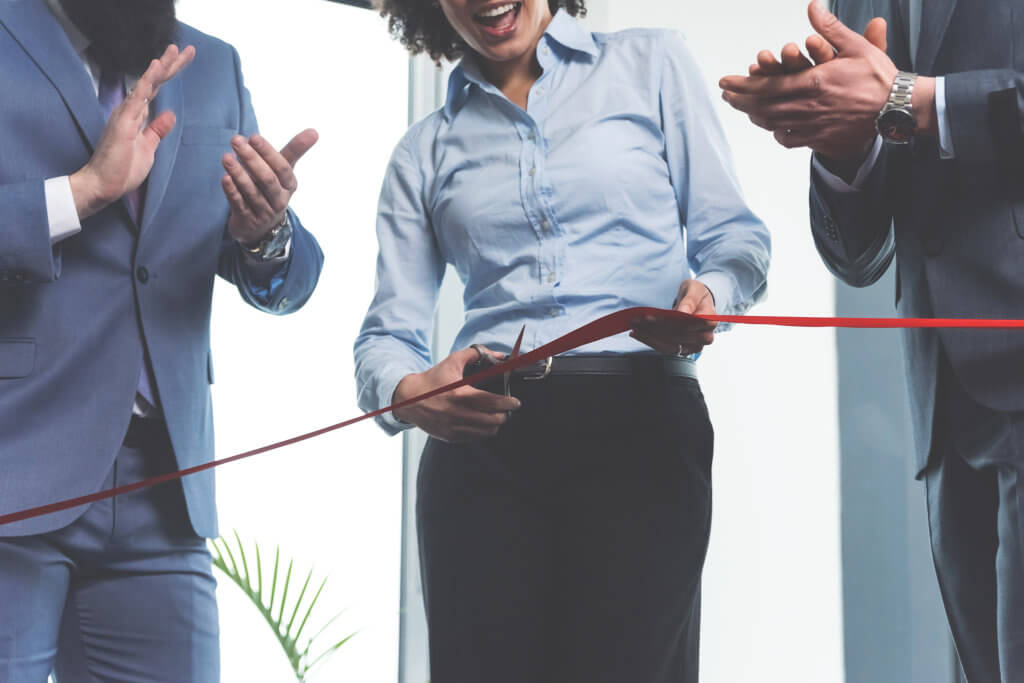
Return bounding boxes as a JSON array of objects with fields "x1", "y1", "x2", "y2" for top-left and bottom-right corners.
[
  {"x1": 885, "y1": 0, "x2": 914, "y2": 71},
  {"x1": 139, "y1": 74, "x2": 183, "y2": 235},
  {"x1": 916, "y1": 0, "x2": 958, "y2": 75},
  {"x1": 0, "y1": 0, "x2": 105, "y2": 150}
]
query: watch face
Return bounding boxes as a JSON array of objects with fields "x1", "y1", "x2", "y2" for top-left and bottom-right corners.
[{"x1": 877, "y1": 108, "x2": 916, "y2": 144}]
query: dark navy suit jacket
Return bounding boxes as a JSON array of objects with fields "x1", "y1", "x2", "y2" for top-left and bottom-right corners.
[
  {"x1": 0, "y1": 0, "x2": 324, "y2": 536},
  {"x1": 810, "y1": 0, "x2": 1024, "y2": 473}
]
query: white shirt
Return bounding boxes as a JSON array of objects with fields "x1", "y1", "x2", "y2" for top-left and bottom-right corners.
[{"x1": 814, "y1": 2, "x2": 955, "y2": 193}]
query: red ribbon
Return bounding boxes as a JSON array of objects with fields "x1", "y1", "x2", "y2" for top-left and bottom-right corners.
[{"x1": 3, "y1": 306, "x2": 1023, "y2": 527}]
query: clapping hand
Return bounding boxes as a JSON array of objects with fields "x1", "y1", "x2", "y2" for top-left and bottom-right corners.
[
  {"x1": 719, "y1": 1, "x2": 903, "y2": 164},
  {"x1": 71, "y1": 44, "x2": 196, "y2": 220},
  {"x1": 221, "y1": 129, "x2": 319, "y2": 246}
]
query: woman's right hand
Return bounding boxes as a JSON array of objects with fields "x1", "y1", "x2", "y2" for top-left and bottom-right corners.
[{"x1": 392, "y1": 347, "x2": 522, "y2": 443}]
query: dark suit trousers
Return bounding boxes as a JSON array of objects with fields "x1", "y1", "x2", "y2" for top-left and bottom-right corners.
[
  {"x1": 0, "y1": 421, "x2": 219, "y2": 683},
  {"x1": 416, "y1": 371, "x2": 714, "y2": 683},
  {"x1": 925, "y1": 356, "x2": 1024, "y2": 683}
]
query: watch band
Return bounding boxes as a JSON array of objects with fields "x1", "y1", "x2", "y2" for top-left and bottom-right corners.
[
  {"x1": 245, "y1": 213, "x2": 291, "y2": 261},
  {"x1": 876, "y1": 71, "x2": 918, "y2": 144},
  {"x1": 887, "y1": 72, "x2": 916, "y2": 112}
]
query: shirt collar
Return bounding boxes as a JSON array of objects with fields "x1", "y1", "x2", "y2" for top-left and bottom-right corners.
[
  {"x1": 443, "y1": 10, "x2": 599, "y2": 120},
  {"x1": 45, "y1": 0, "x2": 90, "y2": 58}
]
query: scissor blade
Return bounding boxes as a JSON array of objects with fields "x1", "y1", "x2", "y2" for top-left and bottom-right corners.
[
  {"x1": 505, "y1": 325, "x2": 526, "y2": 397},
  {"x1": 510, "y1": 325, "x2": 526, "y2": 360}
]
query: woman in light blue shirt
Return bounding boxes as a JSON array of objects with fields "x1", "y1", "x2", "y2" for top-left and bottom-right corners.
[{"x1": 356, "y1": 1, "x2": 771, "y2": 680}]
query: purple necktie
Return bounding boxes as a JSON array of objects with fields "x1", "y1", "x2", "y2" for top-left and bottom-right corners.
[{"x1": 98, "y1": 73, "x2": 159, "y2": 413}]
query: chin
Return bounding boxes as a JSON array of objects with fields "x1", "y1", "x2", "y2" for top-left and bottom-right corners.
[{"x1": 477, "y1": 38, "x2": 535, "y2": 63}]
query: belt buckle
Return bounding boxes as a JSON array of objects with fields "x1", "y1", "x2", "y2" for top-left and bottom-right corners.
[{"x1": 522, "y1": 356, "x2": 552, "y2": 381}]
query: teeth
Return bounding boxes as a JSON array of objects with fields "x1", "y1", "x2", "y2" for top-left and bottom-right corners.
[{"x1": 478, "y1": 3, "x2": 516, "y2": 18}]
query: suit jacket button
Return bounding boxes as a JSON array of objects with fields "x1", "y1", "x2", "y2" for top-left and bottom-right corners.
[{"x1": 136, "y1": 266, "x2": 150, "y2": 284}]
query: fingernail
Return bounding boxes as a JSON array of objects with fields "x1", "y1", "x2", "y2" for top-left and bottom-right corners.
[{"x1": 514, "y1": 399, "x2": 522, "y2": 409}]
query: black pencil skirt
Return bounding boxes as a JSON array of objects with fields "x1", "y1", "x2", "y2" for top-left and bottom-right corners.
[{"x1": 416, "y1": 366, "x2": 714, "y2": 683}]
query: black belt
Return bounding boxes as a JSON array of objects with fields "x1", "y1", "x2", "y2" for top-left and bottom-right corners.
[
  {"x1": 508, "y1": 354, "x2": 698, "y2": 380},
  {"x1": 467, "y1": 353, "x2": 698, "y2": 387},
  {"x1": 123, "y1": 416, "x2": 169, "y2": 449}
]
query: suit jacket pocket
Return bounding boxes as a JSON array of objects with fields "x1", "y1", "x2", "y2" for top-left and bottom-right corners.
[
  {"x1": 0, "y1": 338, "x2": 35, "y2": 379},
  {"x1": 182, "y1": 126, "x2": 236, "y2": 147}
]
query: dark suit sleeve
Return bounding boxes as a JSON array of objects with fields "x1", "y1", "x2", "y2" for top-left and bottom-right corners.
[
  {"x1": 215, "y1": 46, "x2": 324, "y2": 315},
  {"x1": 0, "y1": 180, "x2": 62, "y2": 285},
  {"x1": 808, "y1": 149, "x2": 899, "y2": 288},
  {"x1": 944, "y1": 69, "x2": 1024, "y2": 165}
]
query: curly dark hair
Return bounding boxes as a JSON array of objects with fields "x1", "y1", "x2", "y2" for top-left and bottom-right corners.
[{"x1": 377, "y1": 1, "x2": 587, "y2": 63}]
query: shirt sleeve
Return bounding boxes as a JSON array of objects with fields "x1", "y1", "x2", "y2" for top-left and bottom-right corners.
[
  {"x1": 935, "y1": 76, "x2": 956, "y2": 159},
  {"x1": 659, "y1": 31, "x2": 771, "y2": 326},
  {"x1": 45, "y1": 176, "x2": 83, "y2": 244},
  {"x1": 353, "y1": 135, "x2": 446, "y2": 435}
]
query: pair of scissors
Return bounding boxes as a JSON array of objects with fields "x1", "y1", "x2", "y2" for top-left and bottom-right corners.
[{"x1": 467, "y1": 324, "x2": 526, "y2": 399}]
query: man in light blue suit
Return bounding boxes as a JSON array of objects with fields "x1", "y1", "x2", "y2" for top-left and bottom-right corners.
[{"x1": 0, "y1": 0, "x2": 324, "y2": 680}]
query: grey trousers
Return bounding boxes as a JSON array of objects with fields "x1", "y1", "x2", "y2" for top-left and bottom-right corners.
[
  {"x1": 0, "y1": 421, "x2": 219, "y2": 683},
  {"x1": 926, "y1": 358, "x2": 1024, "y2": 683}
]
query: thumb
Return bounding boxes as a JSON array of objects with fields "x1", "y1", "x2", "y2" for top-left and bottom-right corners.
[
  {"x1": 864, "y1": 17, "x2": 888, "y2": 52},
  {"x1": 675, "y1": 283, "x2": 699, "y2": 315},
  {"x1": 451, "y1": 347, "x2": 483, "y2": 371},
  {"x1": 141, "y1": 110, "x2": 177, "y2": 154},
  {"x1": 280, "y1": 128, "x2": 319, "y2": 168},
  {"x1": 808, "y1": 0, "x2": 864, "y2": 53}
]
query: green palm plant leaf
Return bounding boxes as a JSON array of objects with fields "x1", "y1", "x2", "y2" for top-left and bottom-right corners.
[{"x1": 210, "y1": 532, "x2": 357, "y2": 682}]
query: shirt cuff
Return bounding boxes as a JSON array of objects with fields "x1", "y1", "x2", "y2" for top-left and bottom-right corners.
[
  {"x1": 695, "y1": 270, "x2": 736, "y2": 316},
  {"x1": 375, "y1": 368, "x2": 416, "y2": 436},
  {"x1": 935, "y1": 76, "x2": 956, "y2": 160},
  {"x1": 45, "y1": 176, "x2": 82, "y2": 244},
  {"x1": 811, "y1": 136, "x2": 884, "y2": 194}
]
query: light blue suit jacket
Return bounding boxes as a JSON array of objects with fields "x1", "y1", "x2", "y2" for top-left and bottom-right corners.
[{"x1": 0, "y1": 0, "x2": 324, "y2": 537}]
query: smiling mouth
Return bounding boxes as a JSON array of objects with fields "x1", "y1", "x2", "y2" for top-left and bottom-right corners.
[{"x1": 473, "y1": 2, "x2": 523, "y2": 35}]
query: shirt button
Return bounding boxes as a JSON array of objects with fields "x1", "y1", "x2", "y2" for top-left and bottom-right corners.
[
  {"x1": 529, "y1": 167, "x2": 536, "y2": 177},
  {"x1": 136, "y1": 266, "x2": 150, "y2": 284},
  {"x1": 528, "y1": 133, "x2": 536, "y2": 142},
  {"x1": 541, "y1": 220, "x2": 551, "y2": 232},
  {"x1": 549, "y1": 308, "x2": 559, "y2": 318},
  {"x1": 547, "y1": 272, "x2": 557, "y2": 283}
]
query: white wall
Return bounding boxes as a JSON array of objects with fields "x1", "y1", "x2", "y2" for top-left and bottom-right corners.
[
  {"x1": 586, "y1": 2, "x2": 845, "y2": 681},
  {"x1": 173, "y1": 1, "x2": 409, "y2": 681}
]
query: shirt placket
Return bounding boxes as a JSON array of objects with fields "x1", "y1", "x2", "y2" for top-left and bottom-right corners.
[{"x1": 519, "y1": 39, "x2": 565, "y2": 347}]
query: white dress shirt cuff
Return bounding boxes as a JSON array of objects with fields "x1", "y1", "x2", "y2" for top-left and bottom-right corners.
[
  {"x1": 935, "y1": 76, "x2": 956, "y2": 160},
  {"x1": 812, "y1": 135, "x2": 884, "y2": 194},
  {"x1": 45, "y1": 176, "x2": 82, "y2": 244}
]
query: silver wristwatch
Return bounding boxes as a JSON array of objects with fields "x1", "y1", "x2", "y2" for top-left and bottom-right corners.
[
  {"x1": 244, "y1": 212, "x2": 292, "y2": 261},
  {"x1": 876, "y1": 71, "x2": 918, "y2": 144}
]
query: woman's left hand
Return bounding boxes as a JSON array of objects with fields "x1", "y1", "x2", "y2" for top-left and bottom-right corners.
[{"x1": 630, "y1": 279, "x2": 718, "y2": 356}]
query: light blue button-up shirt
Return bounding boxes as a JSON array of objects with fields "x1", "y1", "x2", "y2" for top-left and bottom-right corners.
[{"x1": 355, "y1": 11, "x2": 771, "y2": 434}]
